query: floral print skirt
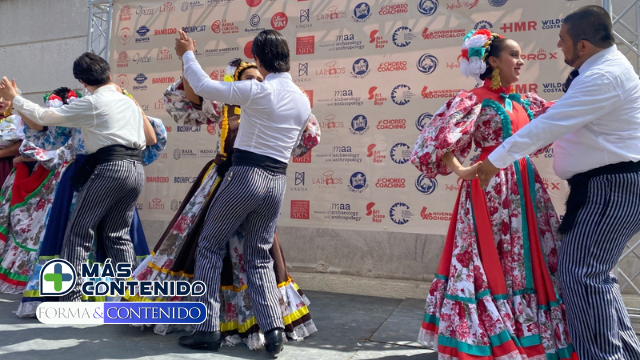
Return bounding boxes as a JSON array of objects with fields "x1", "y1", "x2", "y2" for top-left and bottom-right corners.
[{"x1": 419, "y1": 156, "x2": 578, "y2": 360}]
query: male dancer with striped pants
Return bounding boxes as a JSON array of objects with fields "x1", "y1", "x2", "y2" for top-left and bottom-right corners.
[
  {"x1": 174, "y1": 29, "x2": 311, "y2": 357},
  {"x1": 478, "y1": 6, "x2": 640, "y2": 359},
  {"x1": 0, "y1": 53, "x2": 148, "y2": 302}
]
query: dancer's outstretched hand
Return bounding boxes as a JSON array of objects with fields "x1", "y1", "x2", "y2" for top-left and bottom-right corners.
[
  {"x1": 175, "y1": 29, "x2": 196, "y2": 57},
  {"x1": 0, "y1": 77, "x2": 18, "y2": 102}
]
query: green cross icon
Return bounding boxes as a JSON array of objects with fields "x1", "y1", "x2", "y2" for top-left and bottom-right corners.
[{"x1": 44, "y1": 264, "x2": 73, "y2": 291}]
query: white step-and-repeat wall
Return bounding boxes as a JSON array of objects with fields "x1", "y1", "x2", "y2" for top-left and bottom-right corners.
[{"x1": 111, "y1": 0, "x2": 597, "y2": 234}]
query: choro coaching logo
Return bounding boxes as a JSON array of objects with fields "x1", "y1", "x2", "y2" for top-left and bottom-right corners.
[{"x1": 40, "y1": 259, "x2": 77, "y2": 296}]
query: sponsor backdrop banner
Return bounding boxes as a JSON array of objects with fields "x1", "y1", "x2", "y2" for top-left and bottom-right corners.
[{"x1": 111, "y1": 0, "x2": 597, "y2": 234}]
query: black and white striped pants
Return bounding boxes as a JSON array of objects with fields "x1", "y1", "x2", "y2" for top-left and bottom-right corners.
[
  {"x1": 194, "y1": 165, "x2": 286, "y2": 333},
  {"x1": 558, "y1": 172, "x2": 640, "y2": 360},
  {"x1": 61, "y1": 160, "x2": 144, "y2": 302}
]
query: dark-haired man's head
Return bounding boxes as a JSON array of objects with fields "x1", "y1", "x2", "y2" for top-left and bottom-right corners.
[
  {"x1": 72, "y1": 52, "x2": 111, "y2": 88},
  {"x1": 559, "y1": 5, "x2": 614, "y2": 68},
  {"x1": 251, "y1": 30, "x2": 290, "y2": 77}
]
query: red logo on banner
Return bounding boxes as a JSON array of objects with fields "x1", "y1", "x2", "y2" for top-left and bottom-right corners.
[
  {"x1": 304, "y1": 89, "x2": 313, "y2": 108},
  {"x1": 120, "y1": 5, "x2": 131, "y2": 21},
  {"x1": 367, "y1": 144, "x2": 386, "y2": 163},
  {"x1": 366, "y1": 202, "x2": 386, "y2": 223},
  {"x1": 117, "y1": 51, "x2": 129, "y2": 68},
  {"x1": 246, "y1": 0, "x2": 262, "y2": 7},
  {"x1": 244, "y1": 41, "x2": 254, "y2": 59},
  {"x1": 116, "y1": 74, "x2": 129, "y2": 89},
  {"x1": 513, "y1": 83, "x2": 539, "y2": 94},
  {"x1": 520, "y1": 49, "x2": 558, "y2": 61},
  {"x1": 271, "y1": 12, "x2": 288, "y2": 30},
  {"x1": 296, "y1": 36, "x2": 315, "y2": 55},
  {"x1": 165, "y1": 126, "x2": 172, "y2": 133},
  {"x1": 118, "y1": 27, "x2": 132, "y2": 45},
  {"x1": 207, "y1": 124, "x2": 217, "y2": 135},
  {"x1": 290, "y1": 200, "x2": 310, "y2": 219},
  {"x1": 211, "y1": 20, "x2": 221, "y2": 33},
  {"x1": 293, "y1": 150, "x2": 312, "y2": 163},
  {"x1": 368, "y1": 86, "x2": 387, "y2": 106},
  {"x1": 369, "y1": 30, "x2": 387, "y2": 48},
  {"x1": 500, "y1": 21, "x2": 538, "y2": 33},
  {"x1": 420, "y1": 207, "x2": 453, "y2": 221},
  {"x1": 149, "y1": 198, "x2": 165, "y2": 210}
]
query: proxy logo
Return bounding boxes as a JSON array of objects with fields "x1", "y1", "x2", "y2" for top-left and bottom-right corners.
[
  {"x1": 416, "y1": 174, "x2": 437, "y2": 194},
  {"x1": 40, "y1": 259, "x2": 77, "y2": 296},
  {"x1": 417, "y1": 54, "x2": 438, "y2": 74},
  {"x1": 418, "y1": 0, "x2": 438, "y2": 16}
]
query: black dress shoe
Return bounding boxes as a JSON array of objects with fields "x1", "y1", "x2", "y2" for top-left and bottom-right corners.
[
  {"x1": 178, "y1": 330, "x2": 222, "y2": 351},
  {"x1": 264, "y1": 328, "x2": 284, "y2": 358}
]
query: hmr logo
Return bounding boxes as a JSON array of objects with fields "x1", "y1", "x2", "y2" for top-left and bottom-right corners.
[
  {"x1": 417, "y1": 54, "x2": 438, "y2": 75},
  {"x1": 40, "y1": 259, "x2": 77, "y2": 296},
  {"x1": 391, "y1": 84, "x2": 413, "y2": 106},
  {"x1": 350, "y1": 114, "x2": 370, "y2": 135},
  {"x1": 416, "y1": 112, "x2": 433, "y2": 131},
  {"x1": 393, "y1": 26, "x2": 415, "y2": 47},
  {"x1": 488, "y1": 0, "x2": 508, "y2": 7},
  {"x1": 418, "y1": 0, "x2": 438, "y2": 16},
  {"x1": 352, "y1": 2, "x2": 372, "y2": 23},
  {"x1": 348, "y1": 172, "x2": 369, "y2": 193},
  {"x1": 390, "y1": 143, "x2": 411, "y2": 164},
  {"x1": 416, "y1": 174, "x2": 438, "y2": 194},
  {"x1": 351, "y1": 58, "x2": 370, "y2": 79},
  {"x1": 390, "y1": 203, "x2": 412, "y2": 225}
]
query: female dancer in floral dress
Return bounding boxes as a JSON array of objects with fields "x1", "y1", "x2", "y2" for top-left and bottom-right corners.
[
  {"x1": 411, "y1": 30, "x2": 578, "y2": 360},
  {"x1": 125, "y1": 58, "x2": 319, "y2": 350}
]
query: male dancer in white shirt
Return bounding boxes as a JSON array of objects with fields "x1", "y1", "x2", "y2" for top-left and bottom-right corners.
[
  {"x1": 478, "y1": 6, "x2": 640, "y2": 360},
  {"x1": 174, "y1": 29, "x2": 310, "y2": 357},
  {"x1": 0, "y1": 53, "x2": 147, "y2": 302}
]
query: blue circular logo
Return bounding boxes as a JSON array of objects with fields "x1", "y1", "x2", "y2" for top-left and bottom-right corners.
[
  {"x1": 389, "y1": 203, "x2": 411, "y2": 225},
  {"x1": 352, "y1": 58, "x2": 369, "y2": 76},
  {"x1": 134, "y1": 73, "x2": 148, "y2": 84},
  {"x1": 39, "y1": 259, "x2": 77, "y2": 296},
  {"x1": 417, "y1": 54, "x2": 439, "y2": 75},
  {"x1": 390, "y1": 143, "x2": 411, "y2": 165},
  {"x1": 250, "y1": 14, "x2": 261, "y2": 27},
  {"x1": 416, "y1": 174, "x2": 438, "y2": 195},
  {"x1": 353, "y1": 2, "x2": 370, "y2": 19},
  {"x1": 474, "y1": 20, "x2": 493, "y2": 30},
  {"x1": 418, "y1": 0, "x2": 438, "y2": 16},
  {"x1": 416, "y1": 113, "x2": 433, "y2": 131},
  {"x1": 392, "y1": 26, "x2": 413, "y2": 47},
  {"x1": 181, "y1": 1, "x2": 189, "y2": 11},
  {"x1": 488, "y1": 0, "x2": 508, "y2": 7},
  {"x1": 350, "y1": 172, "x2": 367, "y2": 190},
  {"x1": 351, "y1": 115, "x2": 368, "y2": 132},
  {"x1": 391, "y1": 84, "x2": 411, "y2": 106}
]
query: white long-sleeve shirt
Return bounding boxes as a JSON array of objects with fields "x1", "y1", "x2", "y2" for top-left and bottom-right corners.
[
  {"x1": 182, "y1": 50, "x2": 311, "y2": 163},
  {"x1": 488, "y1": 45, "x2": 640, "y2": 180},
  {"x1": 12, "y1": 85, "x2": 146, "y2": 154}
]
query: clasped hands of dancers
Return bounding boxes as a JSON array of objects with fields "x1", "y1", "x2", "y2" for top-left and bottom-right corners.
[{"x1": 0, "y1": 4, "x2": 639, "y2": 359}]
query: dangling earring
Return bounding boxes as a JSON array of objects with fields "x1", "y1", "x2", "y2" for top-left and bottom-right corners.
[{"x1": 490, "y1": 68, "x2": 501, "y2": 90}]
